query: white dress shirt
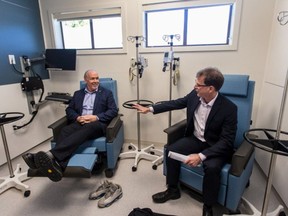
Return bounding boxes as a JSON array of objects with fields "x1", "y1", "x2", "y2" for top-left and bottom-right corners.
[
  {"x1": 194, "y1": 93, "x2": 218, "y2": 161},
  {"x1": 82, "y1": 88, "x2": 97, "y2": 116}
]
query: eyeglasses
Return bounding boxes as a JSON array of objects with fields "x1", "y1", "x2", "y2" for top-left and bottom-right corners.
[{"x1": 195, "y1": 81, "x2": 208, "y2": 88}]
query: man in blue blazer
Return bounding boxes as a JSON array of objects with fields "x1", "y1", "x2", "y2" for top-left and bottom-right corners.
[
  {"x1": 133, "y1": 67, "x2": 237, "y2": 216},
  {"x1": 22, "y1": 70, "x2": 118, "y2": 182}
]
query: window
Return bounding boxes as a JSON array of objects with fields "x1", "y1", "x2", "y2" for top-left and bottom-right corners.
[
  {"x1": 61, "y1": 16, "x2": 122, "y2": 49},
  {"x1": 142, "y1": 0, "x2": 242, "y2": 51},
  {"x1": 52, "y1": 6, "x2": 125, "y2": 53},
  {"x1": 61, "y1": 19, "x2": 92, "y2": 49},
  {"x1": 146, "y1": 9, "x2": 184, "y2": 47},
  {"x1": 186, "y1": 5, "x2": 231, "y2": 45}
]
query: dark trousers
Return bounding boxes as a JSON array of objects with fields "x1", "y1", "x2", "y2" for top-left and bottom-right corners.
[
  {"x1": 50, "y1": 121, "x2": 105, "y2": 168},
  {"x1": 166, "y1": 136, "x2": 227, "y2": 206}
]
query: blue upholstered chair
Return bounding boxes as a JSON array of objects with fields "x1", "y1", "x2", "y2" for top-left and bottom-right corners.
[
  {"x1": 28, "y1": 78, "x2": 124, "y2": 178},
  {"x1": 163, "y1": 74, "x2": 255, "y2": 213}
]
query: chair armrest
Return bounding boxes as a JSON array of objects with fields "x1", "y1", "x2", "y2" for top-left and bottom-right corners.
[
  {"x1": 48, "y1": 116, "x2": 68, "y2": 141},
  {"x1": 163, "y1": 119, "x2": 187, "y2": 145},
  {"x1": 230, "y1": 140, "x2": 255, "y2": 177},
  {"x1": 106, "y1": 114, "x2": 123, "y2": 143}
]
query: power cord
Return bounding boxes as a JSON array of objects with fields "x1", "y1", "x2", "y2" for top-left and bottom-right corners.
[
  {"x1": 13, "y1": 74, "x2": 45, "y2": 130},
  {"x1": 13, "y1": 110, "x2": 38, "y2": 130},
  {"x1": 12, "y1": 63, "x2": 24, "y2": 75}
]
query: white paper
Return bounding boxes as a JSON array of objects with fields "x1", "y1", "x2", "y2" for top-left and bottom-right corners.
[{"x1": 168, "y1": 151, "x2": 189, "y2": 162}]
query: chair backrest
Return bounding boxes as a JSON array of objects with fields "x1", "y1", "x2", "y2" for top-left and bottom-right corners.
[
  {"x1": 219, "y1": 74, "x2": 255, "y2": 149},
  {"x1": 80, "y1": 78, "x2": 118, "y2": 106}
]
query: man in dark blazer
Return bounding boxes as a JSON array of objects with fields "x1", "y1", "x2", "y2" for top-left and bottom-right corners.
[
  {"x1": 22, "y1": 70, "x2": 118, "y2": 182},
  {"x1": 133, "y1": 67, "x2": 237, "y2": 216}
]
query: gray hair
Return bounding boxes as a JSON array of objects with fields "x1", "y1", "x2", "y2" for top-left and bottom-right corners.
[{"x1": 84, "y1": 69, "x2": 97, "y2": 79}]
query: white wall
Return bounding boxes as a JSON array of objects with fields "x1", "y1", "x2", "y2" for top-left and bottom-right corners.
[
  {"x1": 38, "y1": 0, "x2": 288, "y2": 208},
  {"x1": 38, "y1": 0, "x2": 275, "y2": 144},
  {"x1": 0, "y1": 80, "x2": 65, "y2": 165},
  {"x1": 254, "y1": 0, "x2": 288, "y2": 207}
]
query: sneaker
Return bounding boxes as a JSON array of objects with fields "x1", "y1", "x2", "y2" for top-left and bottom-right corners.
[
  {"x1": 98, "y1": 183, "x2": 123, "y2": 208},
  {"x1": 89, "y1": 180, "x2": 111, "y2": 200}
]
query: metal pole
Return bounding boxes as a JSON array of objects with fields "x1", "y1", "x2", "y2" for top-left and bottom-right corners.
[
  {"x1": 168, "y1": 36, "x2": 173, "y2": 127},
  {"x1": 261, "y1": 69, "x2": 288, "y2": 216},
  {"x1": 163, "y1": 34, "x2": 180, "y2": 127},
  {"x1": 135, "y1": 37, "x2": 141, "y2": 150},
  {"x1": 0, "y1": 125, "x2": 14, "y2": 177},
  {"x1": 127, "y1": 35, "x2": 144, "y2": 151}
]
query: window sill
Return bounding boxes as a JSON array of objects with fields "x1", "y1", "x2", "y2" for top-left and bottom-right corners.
[
  {"x1": 139, "y1": 44, "x2": 238, "y2": 54},
  {"x1": 77, "y1": 48, "x2": 127, "y2": 55}
]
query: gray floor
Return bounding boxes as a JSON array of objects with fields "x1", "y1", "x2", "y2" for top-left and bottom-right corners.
[{"x1": 0, "y1": 141, "x2": 287, "y2": 216}]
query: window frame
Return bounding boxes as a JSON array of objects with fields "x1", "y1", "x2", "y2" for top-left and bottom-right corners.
[
  {"x1": 59, "y1": 15, "x2": 123, "y2": 50},
  {"x1": 48, "y1": 3, "x2": 127, "y2": 55},
  {"x1": 139, "y1": 0, "x2": 242, "y2": 53}
]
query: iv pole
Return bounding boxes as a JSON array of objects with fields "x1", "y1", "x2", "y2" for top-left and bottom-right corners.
[
  {"x1": 261, "y1": 70, "x2": 288, "y2": 215},
  {"x1": 129, "y1": 36, "x2": 143, "y2": 152},
  {"x1": 224, "y1": 11, "x2": 288, "y2": 216},
  {"x1": 120, "y1": 36, "x2": 163, "y2": 171},
  {"x1": 260, "y1": 12, "x2": 288, "y2": 214},
  {"x1": 162, "y1": 34, "x2": 180, "y2": 127},
  {"x1": 254, "y1": 12, "x2": 288, "y2": 216},
  {"x1": 255, "y1": 11, "x2": 288, "y2": 216}
]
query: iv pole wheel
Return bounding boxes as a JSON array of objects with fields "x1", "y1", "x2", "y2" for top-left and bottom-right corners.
[
  {"x1": 132, "y1": 166, "x2": 137, "y2": 172},
  {"x1": 105, "y1": 169, "x2": 114, "y2": 178},
  {"x1": 24, "y1": 190, "x2": 31, "y2": 197},
  {"x1": 152, "y1": 164, "x2": 157, "y2": 170}
]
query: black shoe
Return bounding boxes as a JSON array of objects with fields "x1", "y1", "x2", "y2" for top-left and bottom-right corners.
[
  {"x1": 22, "y1": 153, "x2": 37, "y2": 169},
  {"x1": 152, "y1": 188, "x2": 181, "y2": 203},
  {"x1": 34, "y1": 151, "x2": 63, "y2": 182},
  {"x1": 202, "y1": 205, "x2": 213, "y2": 216}
]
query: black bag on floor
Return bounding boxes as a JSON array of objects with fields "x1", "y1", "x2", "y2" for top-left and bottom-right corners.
[{"x1": 128, "y1": 208, "x2": 176, "y2": 216}]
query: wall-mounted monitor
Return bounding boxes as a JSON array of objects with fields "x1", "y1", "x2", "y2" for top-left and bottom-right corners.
[{"x1": 45, "y1": 49, "x2": 76, "y2": 70}]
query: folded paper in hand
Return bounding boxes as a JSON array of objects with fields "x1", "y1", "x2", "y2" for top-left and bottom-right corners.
[{"x1": 168, "y1": 151, "x2": 189, "y2": 163}]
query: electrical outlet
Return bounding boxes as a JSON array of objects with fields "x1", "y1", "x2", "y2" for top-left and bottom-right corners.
[{"x1": 8, "y1": 55, "x2": 15, "y2": 64}]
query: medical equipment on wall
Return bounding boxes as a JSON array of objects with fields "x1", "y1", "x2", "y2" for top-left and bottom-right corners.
[
  {"x1": 162, "y1": 34, "x2": 181, "y2": 127},
  {"x1": 11, "y1": 55, "x2": 46, "y2": 130},
  {"x1": 120, "y1": 36, "x2": 163, "y2": 171}
]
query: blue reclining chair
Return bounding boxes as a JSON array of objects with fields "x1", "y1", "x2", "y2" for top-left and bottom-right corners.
[
  {"x1": 28, "y1": 78, "x2": 124, "y2": 178},
  {"x1": 163, "y1": 74, "x2": 255, "y2": 213}
]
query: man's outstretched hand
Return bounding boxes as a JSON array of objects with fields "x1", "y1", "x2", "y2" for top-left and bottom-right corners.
[{"x1": 132, "y1": 104, "x2": 150, "y2": 114}]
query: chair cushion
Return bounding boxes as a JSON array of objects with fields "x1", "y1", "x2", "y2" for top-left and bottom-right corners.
[
  {"x1": 84, "y1": 137, "x2": 107, "y2": 152},
  {"x1": 67, "y1": 154, "x2": 97, "y2": 169},
  {"x1": 220, "y1": 75, "x2": 249, "y2": 96}
]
